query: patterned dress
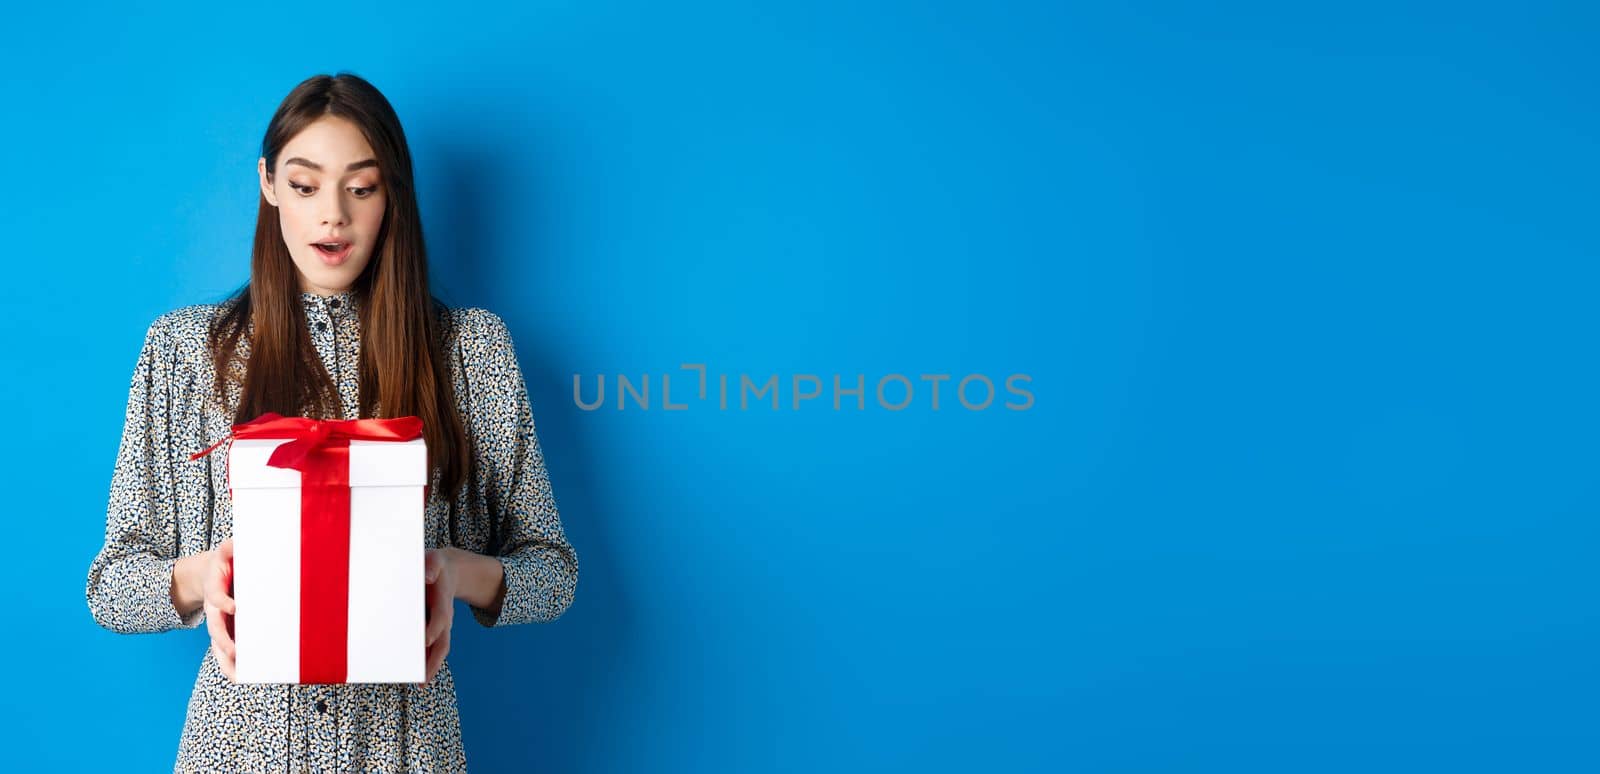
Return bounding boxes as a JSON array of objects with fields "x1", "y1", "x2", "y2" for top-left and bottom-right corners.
[{"x1": 85, "y1": 289, "x2": 580, "y2": 772}]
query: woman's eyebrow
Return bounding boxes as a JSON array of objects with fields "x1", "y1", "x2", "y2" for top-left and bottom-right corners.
[{"x1": 284, "y1": 157, "x2": 379, "y2": 172}]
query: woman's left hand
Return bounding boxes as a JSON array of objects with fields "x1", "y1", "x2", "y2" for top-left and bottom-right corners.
[{"x1": 423, "y1": 548, "x2": 456, "y2": 684}]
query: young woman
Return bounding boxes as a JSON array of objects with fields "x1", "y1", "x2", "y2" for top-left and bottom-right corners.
[{"x1": 84, "y1": 72, "x2": 579, "y2": 771}]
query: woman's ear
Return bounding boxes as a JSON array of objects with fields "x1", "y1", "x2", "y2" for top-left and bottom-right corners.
[{"x1": 258, "y1": 157, "x2": 279, "y2": 207}]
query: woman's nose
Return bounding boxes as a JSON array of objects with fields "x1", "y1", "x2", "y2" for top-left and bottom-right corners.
[{"x1": 321, "y1": 195, "x2": 349, "y2": 227}]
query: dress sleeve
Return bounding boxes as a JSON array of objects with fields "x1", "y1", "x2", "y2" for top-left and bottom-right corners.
[
  {"x1": 85, "y1": 315, "x2": 205, "y2": 634},
  {"x1": 460, "y1": 310, "x2": 580, "y2": 627}
]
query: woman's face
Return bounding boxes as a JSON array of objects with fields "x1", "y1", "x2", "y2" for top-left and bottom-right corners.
[{"x1": 258, "y1": 115, "x2": 387, "y2": 295}]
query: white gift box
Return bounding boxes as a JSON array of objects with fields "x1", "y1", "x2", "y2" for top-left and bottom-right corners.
[{"x1": 227, "y1": 435, "x2": 427, "y2": 684}]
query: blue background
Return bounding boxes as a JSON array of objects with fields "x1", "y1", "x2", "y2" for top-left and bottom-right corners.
[{"x1": 3, "y1": 2, "x2": 1596, "y2": 771}]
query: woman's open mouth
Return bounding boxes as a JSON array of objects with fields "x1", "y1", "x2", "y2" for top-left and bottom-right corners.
[{"x1": 311, "y1": 240, "x2": 354, "y2": 265}]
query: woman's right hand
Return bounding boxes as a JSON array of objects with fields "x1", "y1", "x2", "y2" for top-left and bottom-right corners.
[{"x1": 202, "y1": 538, "x2": 238, "y2": 681}]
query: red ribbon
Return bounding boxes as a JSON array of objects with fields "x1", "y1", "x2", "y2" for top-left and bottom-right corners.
[{"x1": 192, "y1": 412, "x2": 424, "y2": 683}]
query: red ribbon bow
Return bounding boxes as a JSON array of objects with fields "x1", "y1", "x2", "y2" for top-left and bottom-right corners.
[
  {"x1": 192, "y1": 412, "x2": 425, "y2": 683},
  {"x1": 189, "y1": 412, "x2": 424, "y2": 467}
]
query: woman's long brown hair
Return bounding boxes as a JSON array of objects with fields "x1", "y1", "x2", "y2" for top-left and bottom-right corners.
[{"x1": 209, "y1": 72, "x2": 471, "y2": 502}]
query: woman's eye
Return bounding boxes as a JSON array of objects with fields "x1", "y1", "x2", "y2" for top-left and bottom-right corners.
[
  {"x1": 288, "y1": 182, "x2": 316, "y2": 196},
  {"x1": 349, "y1": 186, "x2": 378, "y2": 198}
]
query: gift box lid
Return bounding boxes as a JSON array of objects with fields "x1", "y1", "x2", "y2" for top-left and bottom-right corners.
[{"x1": 228, "y1": 438, "x2": 428, "y2": 489}]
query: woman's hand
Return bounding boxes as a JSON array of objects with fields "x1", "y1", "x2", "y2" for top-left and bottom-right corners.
[
  {"x1": 423, "y1": 548, "x2": 457, "y2": 684},
  {"x1": 202, "y1": 538, "x2": 238, "y2": 681}
]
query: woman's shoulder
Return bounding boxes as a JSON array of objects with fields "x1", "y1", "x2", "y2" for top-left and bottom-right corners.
[
  {"x1": 148, "y1": 301, "x2": 228, "y2": 336},
  {"x1": 145, "y1": 300, "x2": 233, "y2": 348},
  {"x1": 123, "y1": 301, "x2": 232, "y2": 396},
  {"x1": 439, "y1": 303, "x2": 516, "y2": 354},
  {"x1": 141, "y1": 300, "x2": 232, "y2": 357}
]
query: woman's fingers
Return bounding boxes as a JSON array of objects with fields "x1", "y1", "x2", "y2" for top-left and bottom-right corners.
[
  {"x1": 206, "y1": 606, "x2": 236, "y2": 657},
  {"x1": 220, "y1": 550, "x2": 236, "y2": 612},
  {"x1": 205, "y1": 598, "x2": 230, "y2": 642},
  {"x1": 204, "y1": 605, "x2": 223, "y2": 646},
  {"x1": 202, "y1": 554, "x2": 234, "y2": 612},
  {"x1": 207, "y1": 584, "x2": 236, "y2": 616},
  {"x1": 207, "y1": 600, "x2": 237, "y2": 684},
  {"x1": 208, "y1": 539, "x2": 239, "y2": 682},
  {"x1": 216, "y1": 641, "x2": 237, "y2": 682},
  {"x1": 425, "y1": 583, "x2": 451, "y2": 646},
  {"x1": 424, "y1": 556, "x2": 452, "y2": 646},
  {"x1": 203, "y1": 554, "x2": 237, "y2": 667},
  {"x1": 423, "y1": 553, "x2": 452, "y2": 683},
  {"x1": 213, "y1": 539, "x2": 237, "y2": 612},
  {"x1": 425, "y1": 627, "x2": 450, "y2": 683}
]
